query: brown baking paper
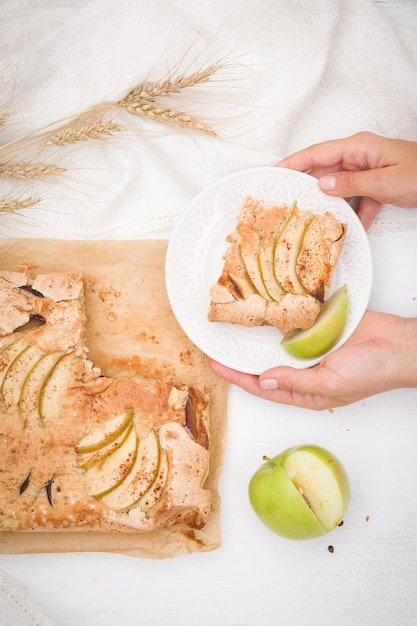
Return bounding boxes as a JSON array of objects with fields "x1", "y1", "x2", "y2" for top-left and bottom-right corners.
[{"x1": 0, "y1": 239, "x2": 229, "y2": 558}]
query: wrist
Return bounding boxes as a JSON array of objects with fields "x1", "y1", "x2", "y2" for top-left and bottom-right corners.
[{"x1": 396, "y1": 317, "x2": 417, "y2": 388}]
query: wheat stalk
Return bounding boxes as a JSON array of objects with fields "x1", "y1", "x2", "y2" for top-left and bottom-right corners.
[
  {"x1": 43, "y1": 119, "x2": 124, "y2": 146},
  {"x1": 0, "y1": 65, "x2": 222, "y2": 161},
  {"x1": 0, "y1": 62, "x2": 224, "y2": 218},
  {"x1": 117, "y1": 101, "x2": 217, "y2": 136},
  {"x1": 121, "y1": 64, "x2": 222, "y2": 103},
  {"x1": 0, "y1": 162, "x2": 67, "y2": 180},
  {"x1": 0, "y1": 113, "x2": 9, "y2": 127},
  {"x1": 0, "y1": 196, "x2": 41, "y2": 213}
]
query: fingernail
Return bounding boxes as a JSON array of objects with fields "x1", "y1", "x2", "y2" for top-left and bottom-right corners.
[
  {"x1": 319, "y1": 174, "x2": 337, "y2": 190},
  {"x1": 260, "y1": 378, "x2": 279, "y2": 390}
]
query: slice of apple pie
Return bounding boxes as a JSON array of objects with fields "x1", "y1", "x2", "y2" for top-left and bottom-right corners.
[
  {"x1": 208, "y1": 196, "x2": 347, "y2": 337},
  {"x1": 0, "y1": 270, "x2": 211, "y2": 533}
]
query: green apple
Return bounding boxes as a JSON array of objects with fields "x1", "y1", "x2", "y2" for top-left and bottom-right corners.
[
  {"x1": 281, "y1": 283, "x2": 349, "y2": 359},
  {"x1": 248, "y1": 444, "x2": 350, "y2": 540}
]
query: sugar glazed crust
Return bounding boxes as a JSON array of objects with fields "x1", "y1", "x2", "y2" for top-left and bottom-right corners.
[
  {"x1": 208, "y1": 197, "x2": 347, "y2": 337},
  {"x1": 0, "y1": 271, "x2": 211, "y2": 533}
]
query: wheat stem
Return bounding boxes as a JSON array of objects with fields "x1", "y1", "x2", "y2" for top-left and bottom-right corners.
[
  {"x1": 0, "y1": 104, "x2": 112, "y2": 159},
  {"x1": 0, "y1": 63, "x2": 223, "y2": 162}
]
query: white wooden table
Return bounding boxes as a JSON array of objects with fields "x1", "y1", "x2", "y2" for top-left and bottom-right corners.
[{"x1": 1, "y1": 2, "x2": 417, "y2": 625}]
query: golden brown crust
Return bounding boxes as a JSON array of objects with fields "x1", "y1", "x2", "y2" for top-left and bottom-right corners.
[
  {"x1": 208, "y1": 197, "x2": 346, "y2": 337},
  {"x1": 0, "y1": 271, "x2": 211, "y2": 534}
]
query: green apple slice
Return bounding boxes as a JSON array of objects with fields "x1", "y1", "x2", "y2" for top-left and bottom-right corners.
[
  {"x1": 19, "y1": 351, "x2": 65, "y2": 422},
  {"x1": 38, "y1": 351, "x2": 76, "y2": 422},
  {"x1": 237, "y1": 202, "x2": 272, "y2": 302},
  {"x1": 76, "y1": 410, "x2": 134, "y2": 455},
  {"x1": 248, "y1": 444, "x2": 350, "y2": 540},
  {"x1": 138, "y1": 448, "x2": 169, "y2": 511},
  {"x1": 84, "y1": 426, "x2": 138, "y2": 499},
  {"x1": 0, "y1": 330, "x2": 31, "y2": 354},
  {"x1": 239, "y1": 231, "x2": 272, "y2": 301},
  {"x1": 274, "y1": 209, "x2": 310, "y2": 295},
  {"x1": 281, "y1": 284, "x2": 349, "y2": 359},
  {"x1": 2, "y1": 344, "x2": 46, "y2": 409},
  {"x1": 100, "y1": 429, "x2": 160, "y2": 511},
  {"x1": 77, "y1": 419, "x2": 135, "y2": 470},
  {"x1": 257, "y1": 206, "x2": 290, "y2": 301},
  {"x1": 0, "y1": 337, "x2": 32, "y2": 387}
]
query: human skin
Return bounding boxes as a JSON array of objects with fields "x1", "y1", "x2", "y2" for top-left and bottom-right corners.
[
  {"x1": 210, "y1": 312, "x2": 417, "y2": 410},
  {"x1": 277, "y1": 131, "x2": 417, "y2": 231},
  {"x1": 210, "y1": 132, "x2": 417, "y2": 409}
]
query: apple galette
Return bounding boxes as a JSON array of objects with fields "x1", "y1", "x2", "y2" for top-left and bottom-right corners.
[
  {"x1": 0, "y1": 270, "x2": 211, "y2": 533},
  {"x1": 208, "y1": 196, "x2": 347, "y2": 337}
]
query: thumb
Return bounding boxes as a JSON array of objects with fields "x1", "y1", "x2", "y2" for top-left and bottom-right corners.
[
  {"x1": 260, "y1": 366, "x2": 321, "y2": 395},
  {"x1": 318, "y1": 168, "x2": 386, "y2": 202}
]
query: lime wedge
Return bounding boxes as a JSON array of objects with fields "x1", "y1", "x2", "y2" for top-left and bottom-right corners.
[{"x1": 281, "y1": 284, "x2": 349, "y2": 359}]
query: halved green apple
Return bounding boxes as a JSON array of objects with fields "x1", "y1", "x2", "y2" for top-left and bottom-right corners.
[
  {"x1": 248, "y1": 444, "x2": 351, "y2": 540},
  {"x1": 281, "y1": 284, "x2": 349, "y2": 359},
  {"x1": 100, "y1": 429, "x2": 160, "y2": 511}
]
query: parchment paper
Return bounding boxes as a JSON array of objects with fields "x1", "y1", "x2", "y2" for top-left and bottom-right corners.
[{"x1": 0, "y1": 239, "x2": 229, "y2": 558}]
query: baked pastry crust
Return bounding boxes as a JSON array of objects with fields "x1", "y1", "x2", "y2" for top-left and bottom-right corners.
[
  {"x1": 208, "y1": 197, "x2": 347, "y2": 337},
  {"x1": 0, "y1": 270, "x2": 211, "y2": 533}
]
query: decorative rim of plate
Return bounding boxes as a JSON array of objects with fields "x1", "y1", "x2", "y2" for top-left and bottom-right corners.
[{"x1": 165, "y1": 166, "x2": 373, "y2": 374}]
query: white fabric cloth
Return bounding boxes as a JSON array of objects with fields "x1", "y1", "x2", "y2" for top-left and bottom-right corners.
[
  {"x1": 0, "y1": 570, "x2": 55, "y2": 626},
  {"x1": 0, "y1": 0, "x2": 417, "y2": 240}
]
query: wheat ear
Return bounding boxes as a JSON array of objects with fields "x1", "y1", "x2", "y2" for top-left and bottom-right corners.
[
  {"x1": 43, "y1": 119, "x2": 124, "y2": 146},
  {"x1": 117, "y1": 101, "x2": 217, "y2": 137},
  {"x1": 0, "y1": 162, "x2": 67, "y2": 180},
  {"x1": 0, "y1": 197, "x2": 41, "y2": 213},
  {"x1": 121, "y1": 64, "x2": 222, "y2": 103}
]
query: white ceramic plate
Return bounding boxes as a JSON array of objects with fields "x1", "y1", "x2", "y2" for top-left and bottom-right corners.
[{"x1": 165, "y1": 167, "x2": 373, "y2": 374}]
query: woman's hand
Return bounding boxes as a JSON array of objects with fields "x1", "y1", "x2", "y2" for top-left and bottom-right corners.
[
  {"x1": 210, "y1": 311, "x2": 417, "y2": 410},
  {"x1": 276, "y1": 131, "x2": 417, "y2": 230}
]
